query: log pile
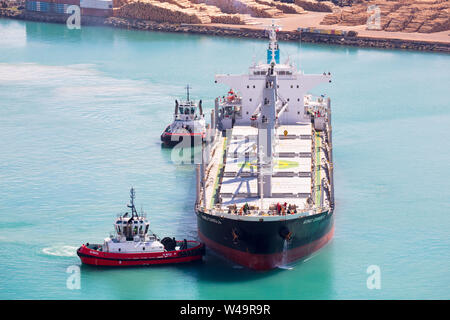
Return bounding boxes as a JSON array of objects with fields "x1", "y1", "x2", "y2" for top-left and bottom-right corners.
[
  {"x1": 209, "y1": 13, "x2": 246, "y2": 24},
  {"x1": 418, "y1": 10, "x2": 450, "y2": 33},
  {"x1": 115, "y1": 0, "x2": 249, "y2": 24},
  {"x1": 294, "y1": 0, "x2": 334, "y2": 13},
  {"x1": 319, "y1": 0, "x2": 450, "y2": 33},
  {"x1": 192, "y1": 1, "x2": 248, "y2": 24},
  {"x1": 115, "y1": 0, "x2": 212, "y2": 24},
  {"x1": 384, "y1": 6, "x2": 417, "y2": 32},
  {"x1": 191, "y1": 0, "x2": 283, "y2": 18},
  {"x1": 113, "y1": 0, "x2": 131, "y2": 8},
  {"x1": 255, "y1": 0, "x2": 305, "y2": 14}
]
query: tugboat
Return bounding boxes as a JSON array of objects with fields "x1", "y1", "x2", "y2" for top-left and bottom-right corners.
[
  {"x1": 161, "y1": 85, "x2": 206, "y2": 148},
  {"x1": 77, "y1": 188, "x2": 205, "y2": 267}
]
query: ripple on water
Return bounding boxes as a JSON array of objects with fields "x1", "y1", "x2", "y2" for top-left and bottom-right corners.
[{"x1": 42, "y1": 245, "x2": 79, "y2": 257}]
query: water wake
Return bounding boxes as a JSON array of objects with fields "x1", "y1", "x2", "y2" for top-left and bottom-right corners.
[
  {"x1": 42, "y1": 245, "x2": 78, "y2": 257},
  {"x1": 278, "y1": 240, "x2": 294, "y2": 270}
]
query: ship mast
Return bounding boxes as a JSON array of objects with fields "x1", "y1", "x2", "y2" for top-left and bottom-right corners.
[
  {"x1": 257, "y1": 22, "x2": 281, "y2": 204},
  {"x1": 185, "y1": 84, "x2": 191, "y2": 102},
  {"x1": 267, "y1": 20, "x2": 281, "y2": 65},
  {"x1": 127, "y1": 187, "x2": 138, "y2": 217}
]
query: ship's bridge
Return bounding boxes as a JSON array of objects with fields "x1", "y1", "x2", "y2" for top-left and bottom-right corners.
[
  {"x1": 215, "y1": 66, "x2": 331, "y2": 126},
  {"x1": 249, "y1": 63, "x2": 297, "y2": 78},
  {"x1": 115, "y1": 216, "x2": 150, "y2": 241}
]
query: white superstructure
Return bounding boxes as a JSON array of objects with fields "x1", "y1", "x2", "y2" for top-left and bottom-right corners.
[{"x1": 215, "y1": 24, "x2": 331, "y2": 126}]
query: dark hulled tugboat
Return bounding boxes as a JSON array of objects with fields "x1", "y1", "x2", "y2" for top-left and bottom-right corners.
[
  {"x1": 161, "y1": 85, "x2": 206, "y2": 148},
  {"x1": 77, "y1": 188, "x2": 205, "y2": 267}
]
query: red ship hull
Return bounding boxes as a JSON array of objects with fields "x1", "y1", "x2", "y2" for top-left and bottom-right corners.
[
  {"x1": 198, "y1": 227, "x2": 334, "y2": 271},
  {"x1": 77, "y1": 241, "x2": 205, "y2": 267}
]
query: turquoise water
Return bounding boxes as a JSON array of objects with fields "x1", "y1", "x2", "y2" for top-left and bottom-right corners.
[{"x1": 0, "y1": 18, "x2": 449, "y2": 300}]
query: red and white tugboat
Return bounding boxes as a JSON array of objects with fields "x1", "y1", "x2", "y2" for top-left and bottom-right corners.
[
  {"x1": 77, "y1": 188, "x2": 205, "y2": 267},
  {"x1": 160, "y1": 85, "x2": 206, "y2": 148}
]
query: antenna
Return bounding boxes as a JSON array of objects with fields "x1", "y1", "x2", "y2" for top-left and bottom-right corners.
[
  {"x1": 265, "y1": 20, "x2": 282, "y2": 65},
  {"x1": 128, "y1": 187, "x2": 137, "y2": 217},
  {"x1": 130, "y1": 187, "x2": 135, "y2": 207},
  {"x1": 185, "y1": 84, "x2": 191, "y2": 102}
]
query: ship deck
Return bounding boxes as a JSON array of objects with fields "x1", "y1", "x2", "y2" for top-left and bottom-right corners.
[{"x1": 216, "y1": 123, "x2": 322, "y2": 213}]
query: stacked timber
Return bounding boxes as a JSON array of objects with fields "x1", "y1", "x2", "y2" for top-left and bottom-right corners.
[
  {"x1": 294, "y1": 0, "x2": 334, "y2": 12},
  {"x1": 115, "y1": 0, "x2": 212, "y2": 24},
  {"x1": 384, "y1": 5, "x2": 417, "y2": 32},
  {"x1": 209, "y1": 13, "x2": 246, "y2": 24},
  {"x1": 320, "y1": 0, "x2": 449, "y2": 33},
  {"x1": 417, "y1": 9, "x2": 449, "y2": 33},
  {"x1": 112, "y1": 0, "x2": 130, "y2": 7},
  {"x1": 115, "y1": 0, "x2": 248, "y2": 24},
  {"x1": 191, "y1": 0, "x2": 283, "y2": 18},
  {"x1": 192, "y1": 1, "x2": 247, "y2": 24},
  {"x1": 255, "y1": 0, "x2": 305, "y2": 14}
]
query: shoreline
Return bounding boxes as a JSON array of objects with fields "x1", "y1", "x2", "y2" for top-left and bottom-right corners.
[{"x1": 1, "y1": 9, "x2": 449, "y2": 53}]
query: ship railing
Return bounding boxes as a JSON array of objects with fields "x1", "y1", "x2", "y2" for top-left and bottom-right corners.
[
  {"x1": 198, "y1": 206, "x2": 330, "y2": 218},
  {"x1": 218, "y1": 97, "x2": 242, "y2": 105},
  {"x1": 311, "y1": 126, "x2": 316, "y2": 206}
]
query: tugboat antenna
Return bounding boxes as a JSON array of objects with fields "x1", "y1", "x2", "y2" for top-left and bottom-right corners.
[
  {"x1": 185, "y1": 84, "x2": 191, "y2": 102},
  {"x1": 128, "y1": 187, "x2": 137, "y2": 217}
]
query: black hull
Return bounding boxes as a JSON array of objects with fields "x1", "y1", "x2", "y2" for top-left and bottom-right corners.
[
  {"x1": 196, "y1": 210, "x2": 334, "y2": 270},
  {"x1": 160, "y1": 133, "x2": 204, "y2": 148}
]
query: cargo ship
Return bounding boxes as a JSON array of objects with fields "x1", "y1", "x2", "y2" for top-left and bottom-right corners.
[{"x1": 195, "y1": 22, "x2": 335, "y2": 270}]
